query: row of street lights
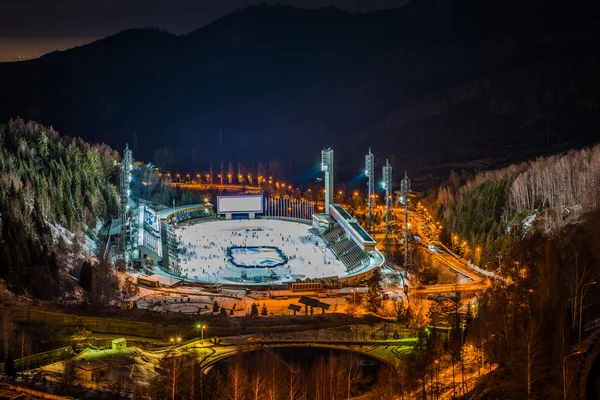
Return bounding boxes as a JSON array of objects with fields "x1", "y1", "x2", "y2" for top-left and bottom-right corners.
[
  {"x1": 159, "y1": 171, "x2": 300, "y2": 188},
  {"x1": 168, "y1": 322, "x2": 206, "y2": 347}
]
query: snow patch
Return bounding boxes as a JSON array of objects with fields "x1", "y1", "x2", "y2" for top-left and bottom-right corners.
[
  {"x1": 467, "y1": 262, "x2": 500, "y2": 280},
  {"x1": 521, "y1": 212, "x2": 537, "y2": 233}
]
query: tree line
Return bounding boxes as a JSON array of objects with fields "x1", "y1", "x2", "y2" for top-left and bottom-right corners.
[
  {"x1": 431, "y1": 144, "x2": 600, "y2": 398},
  {"x1": 0, "y1": 119, "x2": 119, "y2": 298},
  {"x1": 435, "y1": 143, "x2": 600, "y2": 269}
]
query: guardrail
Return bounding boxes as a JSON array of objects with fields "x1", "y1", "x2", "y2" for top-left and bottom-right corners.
[
  {"x1": 425, "y1": 248, "x2": 477, "y2": 282},
  {"x1": 262, "y1": 216, "x2": 312, "y2": 225},
  {"x1": 0, "y1": 346, "x2": 75, "y2": 372}
]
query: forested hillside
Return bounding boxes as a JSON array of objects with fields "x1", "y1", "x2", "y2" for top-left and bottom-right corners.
[
  {"x1": 1, "y1": 1, "x2": 599, "y2": 177},
  {"x1": 432, "y1": 146, "x2": 600, "y2": 398},
  {"x1": 0, "y1": 119, "x2": 119, "y2": 298},
  {"x1": 435, "y1": 144, "x2": 600, "y2": 269}
]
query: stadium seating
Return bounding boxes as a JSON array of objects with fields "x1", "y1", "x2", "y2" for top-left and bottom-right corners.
[
  {"x1": 321, "y1": 222, "x2": 371, "y2": 271},
  {"x1": 322, "y1": 224, "x2": 344, "y2": 244},
  {"x1": 342, "y1": 250, "x2": 370, "y2": 271},
  {"x1": 330, "y1": 238, "x2": 352, "y2": 254}
]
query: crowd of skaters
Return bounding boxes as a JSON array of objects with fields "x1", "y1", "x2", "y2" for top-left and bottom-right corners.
[{"x1": 171, "y1": 220, "x2": 346, "y2": 282}]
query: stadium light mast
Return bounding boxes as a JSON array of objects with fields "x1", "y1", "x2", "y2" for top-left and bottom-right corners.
[
  {"x1": 120, "y1": 144, "x2": 133, "y2": 268},
  {"x1": 321, "y1": 148, "x2": 334, "y2": 215},
  {"x1": 365, "y1": 149, "x2": 375, "y2": 233},
  {"x1": 382, "y1": 159, "x2": 392, "y2": 263},
  {"x1": 400, "y1": 171, "x2": 411, "y2": 271}
]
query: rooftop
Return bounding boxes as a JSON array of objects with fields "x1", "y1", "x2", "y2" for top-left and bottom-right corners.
[
  {"x1": 312, "y1": 213, "x2": 334, "y2": 223},
  {"x1": 138, "y1": 273, "x2": 182, "y2": 287},
  {"x1": 157, "y1": 203, "x2": 212, "y2": 219},
  {"x1": 330, "y1": 204, "x2": 376, "y2": 244},
  {"x1": 75, "y1": 359, "x2": 108, "y2": 371}
]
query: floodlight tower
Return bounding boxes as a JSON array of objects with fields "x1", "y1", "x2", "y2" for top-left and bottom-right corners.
[
  {"x1": 400, "y1": 171, "x2": 411, "y2": 270},
  {"x1": 365, "y1": 149, "x2": 375, "y2": 232},
  {"x1": 120, "y1": 144, "x2": 133, "y2": 267},
  {"x1": 321, "y1": 148, "x2": 334, "y2": 215},
  {"x1": 382, "y1": 159, "x2": 392, "y2": 262}
]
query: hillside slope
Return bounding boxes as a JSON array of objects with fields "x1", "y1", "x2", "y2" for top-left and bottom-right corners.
[
  {"x1": 1, "y1": 0, "x2": 600, "y2": 178},
  {"x1": 0, "y1": 119, "x2": 119, "y2": 298}
]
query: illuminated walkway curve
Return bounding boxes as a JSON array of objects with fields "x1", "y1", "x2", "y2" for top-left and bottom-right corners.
[{"x1": 179, "y1": 338, "x2": 417, "y2": 373}]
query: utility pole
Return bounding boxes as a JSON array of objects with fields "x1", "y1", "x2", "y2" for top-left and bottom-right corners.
[
  {"x1": 400, "y1": 172, "x2": 411, "y2": 272},
  {"x1": 562, "y1": 350, "x2": 580, "y2": 400},
  {"x1": 365, "y1": 149, "x2": 374, "y2": 233},
  {"x1": 382, "y1": 160, "x2": 392, "y2": 263},
  {"x1": 120, "y1": 144, "x2": 133, "y2": 268},
  {"x1": 579, "y1": 281, "x2": 597, "y2": 351},
  {"x1": 321, "y1": 148, "x2": 334, "y2": 214}
]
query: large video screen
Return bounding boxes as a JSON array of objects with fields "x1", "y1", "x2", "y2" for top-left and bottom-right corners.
[{"x1": 217, "y1": 195, "x2": 263, "y2": 214}]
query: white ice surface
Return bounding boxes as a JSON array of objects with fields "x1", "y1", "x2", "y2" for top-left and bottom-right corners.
[{"x1": 174, "y1": 219, "x2": 348, "y2": 284}]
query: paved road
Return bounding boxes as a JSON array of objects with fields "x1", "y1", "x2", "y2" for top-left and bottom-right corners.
[{"x1": 376, "y1": 208, "x2": 492, "y2": 295}]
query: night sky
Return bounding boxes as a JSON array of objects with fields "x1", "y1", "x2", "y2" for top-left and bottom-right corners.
[{"x1": 0, "y1": 0, "x2": 409, "y2": 62}]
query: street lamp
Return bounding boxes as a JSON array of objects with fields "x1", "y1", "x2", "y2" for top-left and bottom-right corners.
[
  {"x1": 196, "y1": 322, "x2": 206, "y2": 344},
  {"x1": 434, "y1": 359, "x2": 440, "y2": 400},
  {"x1": 562, "y1": 350, "x2": 580, "y2": 400},
  {"x1": 579, "y1": 281, "x2": 596, "y2": 351}
]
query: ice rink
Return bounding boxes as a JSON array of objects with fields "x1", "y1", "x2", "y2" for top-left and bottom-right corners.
[
  {"x1": 175, "y1": 219, "x2": 348, "y2": 284},
  {"x1": 227, "y1": 246, "x2": 287, "y2": 268}
]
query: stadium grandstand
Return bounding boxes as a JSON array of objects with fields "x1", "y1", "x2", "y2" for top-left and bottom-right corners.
[
  {"x1": 314, "y1": 204, "x2": 383, "y2": 278},
  {"x1": 158, "y1": 203, "x2": 213, "y2": 225},
  {"x1": 136, "y1": 203, "x2": 213, "y2": 274},
  {"x1": 135, "y1": 197, "x2": 382, "y2": 287},
  {"x1": 129, "y1": 148, "x2": 384, "y2": 288}
]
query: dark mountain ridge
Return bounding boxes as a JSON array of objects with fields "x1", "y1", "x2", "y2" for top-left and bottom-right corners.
[{"x1": 1, "y1": 0, "x2": 600, "y2": 183}]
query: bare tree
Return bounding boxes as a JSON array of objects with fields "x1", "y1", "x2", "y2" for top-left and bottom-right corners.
[
  {"x1": 522, "y1": 317, "x2": 541, "y2": 400},
  {"x1": 2, "y1": 311, "x2": 11, "y2": 361},
  {"x1": 284, "y1": 364, "x2": 303, "y2": 400},
  {"x1": 563, "y1": 243, "x2": 595, "y2": 332},
  {"x1": 341, "y1": 352, "x2": 363, "y2": 399},
  {"x1": 61, "y1": 358, "x2": 77, "y2": 389},
  {"x1": 249, "y1": 368, "x2": 265, "y2": 400},
  {"x1": 158, "y1": 350, "x2": 185, "y2": 400},
  {"x1": 228, "y1": 162, "x2": 234, "y2": 185},
  {"x1": 264, "y1": 355, "x2": 283, "y2": 400}
]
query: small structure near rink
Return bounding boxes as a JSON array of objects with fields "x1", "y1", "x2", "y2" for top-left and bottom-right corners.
[
  {"x1": 136, "y1": 274, "x2": 182, "y2": 288},
  {"x1": 288, "y1": 304, "x2": 302, "y2": 316},
  {"x1": 74, "y1": 359, "x2": 109, "y2": 382},
  {"x1": 111, "y1": 338, "x2": 127, "y2": 350},
  {"x1": 298, "y1": 296, "x2": 330, "y2": 315},
  {"x1": 291, "y1": 281, "x2": 323, "y2": 292}
]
